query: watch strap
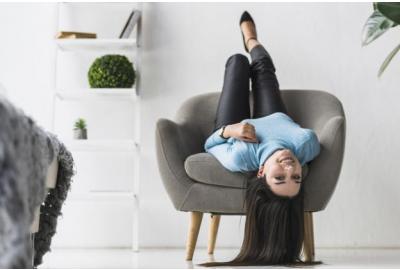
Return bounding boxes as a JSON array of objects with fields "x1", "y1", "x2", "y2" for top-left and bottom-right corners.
[{"x1": 219, "y1": 125, "x2": 229, "y2": 139}]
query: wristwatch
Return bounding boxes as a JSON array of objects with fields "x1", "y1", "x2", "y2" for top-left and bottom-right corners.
[{"x1": 218, "y1": 125, "x2": 229, "y2": 139}]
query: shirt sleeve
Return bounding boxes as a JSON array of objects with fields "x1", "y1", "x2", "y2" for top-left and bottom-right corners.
[
  {"x1": 205, "y1": 143, "x2": 243, "y2": 172},
  {"x1": 204, "y1": 128, "x2": 228, "y2": 151},
  {"x1": 297, "y1": 130, "x2": 321, "y2": 166}
]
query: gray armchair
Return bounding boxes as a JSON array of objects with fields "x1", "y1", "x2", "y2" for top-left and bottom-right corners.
[{"x1": 155, "y1": 90, "x2": 346, "y2": 262}]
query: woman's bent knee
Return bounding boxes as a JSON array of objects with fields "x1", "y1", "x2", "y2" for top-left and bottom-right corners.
[{"x1": 226, "y1": 53, "x2": 249, "y2": 67}]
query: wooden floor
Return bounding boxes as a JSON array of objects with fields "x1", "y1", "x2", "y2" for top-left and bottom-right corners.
[{"x1": 38, "y1": 247, "x2": 400, "y2": 268}]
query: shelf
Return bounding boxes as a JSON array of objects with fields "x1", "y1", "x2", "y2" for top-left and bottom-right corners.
[
  {"x1": 55, "y1": 88, "x2": 137, "y2": 101},
  {"x1": 64, "y1": 139, "x2": 138, "y2": 152},
  {"x1": 67, "y1": 191, "x2": 139, "y2": 202},
  {"x1": 56, "y1": 38, "x2": 137, "y2": 52}
]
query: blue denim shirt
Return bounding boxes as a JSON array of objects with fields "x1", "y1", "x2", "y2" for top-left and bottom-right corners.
[{"x1": 204, "y1": 112, "x2": 321, "y2": 172}]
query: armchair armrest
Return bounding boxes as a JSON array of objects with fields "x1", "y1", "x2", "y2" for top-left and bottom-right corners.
[
  {"x1": 155, "y1": 118, "x2": 203, "y2": 210},
  {"x1": 304, "y1": 115, "x2": 346, "y2": 212}
]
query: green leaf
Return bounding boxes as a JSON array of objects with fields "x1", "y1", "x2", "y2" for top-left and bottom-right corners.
[
  {"x1": 88, "y1": 54, "x2": 135, "y2": 88},
  {"x1": 377, "y1": 2, "x2": 400, "y2": 24},
  {"x1": 361, "y1": 10, "x2": 395, "y2": 46},
  {"x1": 378, "y1": 42, "x2": 400, "y2": 77},
  {"x1": 74, "y1": 118, "x2": 87, "y2": 129}
]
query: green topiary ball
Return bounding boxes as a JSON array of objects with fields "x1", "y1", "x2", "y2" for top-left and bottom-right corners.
[{"x1": 88, "y1": 54, "x2": 136, "y2": 88}]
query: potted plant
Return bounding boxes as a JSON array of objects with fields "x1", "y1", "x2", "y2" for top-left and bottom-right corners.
[
  {"x1": 362, "y1": 3, "x2": 400, "y2": 77},
  {"x1": 88, "y1": 54, "x2": 136, "y2": 88},
  {"x1": 73, "y1": 118, "x2": 88, "y2": 140}
]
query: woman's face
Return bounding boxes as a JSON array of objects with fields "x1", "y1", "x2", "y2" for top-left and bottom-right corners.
[{"x1": 257, "y1": 149, "x2": 302, "y2": 197}]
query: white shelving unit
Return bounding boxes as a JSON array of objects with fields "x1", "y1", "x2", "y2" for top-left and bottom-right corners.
[
  {"x1": 56, "y1": 38, "x2": 137, "y2": 52},
  {"x1": 55, "y1": 88, "x2": 137, "y2": 101},
  {"x1": 64, "y1": 139, "x2": 138, "y2": 152},
  {"x1": 53, "y1": 3, "x2": 141, "y2": 251}
]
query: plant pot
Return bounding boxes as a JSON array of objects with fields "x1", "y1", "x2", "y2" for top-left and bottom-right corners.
[{"x1": 73, "y1": 128, "x2": 87, "y2": 140}]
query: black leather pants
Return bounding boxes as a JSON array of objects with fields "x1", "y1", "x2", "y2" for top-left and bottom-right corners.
[{"x1": 213, "y1": 45, "x2": 287, "y2": 132}]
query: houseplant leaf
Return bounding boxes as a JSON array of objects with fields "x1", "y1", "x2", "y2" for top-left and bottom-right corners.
[
  {"x1": 378, "y1": 42, "x2": 400, "y2": 77},
  {"x1": 377, "y1": 2, "x2": 400, "y2": 25},
  {"x1": 361, "y1": 10, "x2": 395, "y2": 46}
]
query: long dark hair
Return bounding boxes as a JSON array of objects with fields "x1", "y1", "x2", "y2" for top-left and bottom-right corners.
[{"x1": 199, "y1": 176, "x2": 323, "y2": 267}]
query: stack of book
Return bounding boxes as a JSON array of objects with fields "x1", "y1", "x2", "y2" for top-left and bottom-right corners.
[{"x1": 56, "y1": 31, "x2": 97, "y2": 39}]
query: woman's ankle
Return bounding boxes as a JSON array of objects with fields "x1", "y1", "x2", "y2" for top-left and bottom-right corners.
[{"x1": 247, "y1": 39, "x2": 261, "y2": 52}]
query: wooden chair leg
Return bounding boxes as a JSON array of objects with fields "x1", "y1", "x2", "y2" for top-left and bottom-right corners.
[
  {"x1": 207, "y1": 214, "x2": 221, "y2": 254},
  {"x1": 186, "y1": 211, "x2": 203, "y2": 261},
  {"x1": 303, "y1": 211, "x2": 315, "y2": 262}
]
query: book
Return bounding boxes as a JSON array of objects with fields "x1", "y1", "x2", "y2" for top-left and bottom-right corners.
[
  {"x1": 56, "y1": 31, "x2": 97, "y2": 39},
  {"x1": 119, "y1": 10, "x2": 141, "y2": 39}
]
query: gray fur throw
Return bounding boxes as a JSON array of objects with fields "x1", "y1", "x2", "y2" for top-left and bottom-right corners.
[{"x1": 0, "y1": 95, "x2": 74, "y2": 268}]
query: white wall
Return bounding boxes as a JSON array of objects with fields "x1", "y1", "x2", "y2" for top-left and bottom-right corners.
[
  {"x1": 0, "y1": 3, "x2": 57, "y2": 129},
  {"x1": 1, "y1": 2, "x2": 400, "y2": 249},
  {"x1": 141, "y1": 2, "x2": 400, "y2": 249}
]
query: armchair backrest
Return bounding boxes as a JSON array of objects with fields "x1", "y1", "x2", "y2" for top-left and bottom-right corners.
[{"x1": 175, "y1": 90, "x2": 344, "y2": 141}]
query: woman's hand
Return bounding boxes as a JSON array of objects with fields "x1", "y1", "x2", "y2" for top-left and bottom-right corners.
[{"x1": 224, "y1": 122, "x2": 258, "y2": 143}]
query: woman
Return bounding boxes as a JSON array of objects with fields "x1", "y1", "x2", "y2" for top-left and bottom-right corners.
[{"x1": 200, "y1": 11, "x2": 322, "y2": 267}]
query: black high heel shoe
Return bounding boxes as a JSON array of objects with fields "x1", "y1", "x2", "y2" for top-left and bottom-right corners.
[{"x1": 239, "y1": 11, "x2": 257, "y2": 52}]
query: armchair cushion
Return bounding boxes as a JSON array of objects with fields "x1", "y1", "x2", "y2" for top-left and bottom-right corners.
[{"x1": 184, "y1": 152, "x2": 309, "y2": 189}]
